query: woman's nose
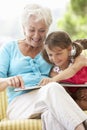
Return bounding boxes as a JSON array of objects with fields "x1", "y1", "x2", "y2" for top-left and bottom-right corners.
[{"x1": 34, "y1": 31, "x2": 40, "y2": 38}]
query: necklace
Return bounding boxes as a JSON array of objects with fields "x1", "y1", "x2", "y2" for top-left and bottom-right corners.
[
  {"x1": 53, "y1": 66, "x2": 62, "y2": 73},
  {"x1": 53, "y1": 62, "x2": 73, "y2": 73}
]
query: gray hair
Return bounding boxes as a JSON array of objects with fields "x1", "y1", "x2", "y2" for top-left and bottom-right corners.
[{"x1": 21, "y1": 4, "x2": 52, "y2": 29}]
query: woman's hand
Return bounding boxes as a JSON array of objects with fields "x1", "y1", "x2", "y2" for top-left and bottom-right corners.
[
  {"x1": 39, "y1": 77, "x2": 54, "y2": 86},
  {"x1": 0, "y1": 76, "x2": 24, "y2": 91},
  {"x1": 6, "y1": 76, "x2": 24, "y2": 88}
]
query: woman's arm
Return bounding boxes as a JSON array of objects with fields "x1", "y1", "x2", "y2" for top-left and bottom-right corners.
[
  {"x1": 0, "y1": 43, "x2": 24, "y2": 91},
  {"x1": 39, "y1": 55, "x2": 87, "y2": 85}
]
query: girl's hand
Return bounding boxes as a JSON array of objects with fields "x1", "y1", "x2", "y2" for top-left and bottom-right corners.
[
  {"x1": 39, "y1": 78, "x2": 54, "y2": 86},
  {"x1": 5, "y1": 76, "x2": 24, "y2": 89}
]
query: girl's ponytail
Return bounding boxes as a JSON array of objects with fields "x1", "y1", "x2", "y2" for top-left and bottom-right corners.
[{"x1": 72, "y1": 41, "x2": 83, "y2": 58}]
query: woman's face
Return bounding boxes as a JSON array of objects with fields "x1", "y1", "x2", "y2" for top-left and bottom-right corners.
[
  {"x1": 45, "y1": 45, "x2": 71, "y2": 70},
  {"x1": 23, "y1": 16, "x2": 48, "y2": 48}
]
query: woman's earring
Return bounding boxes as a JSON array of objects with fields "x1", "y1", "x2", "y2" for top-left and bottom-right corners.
[{"x1": 70, "y1": 46, "x2": 76, "y2": 56}]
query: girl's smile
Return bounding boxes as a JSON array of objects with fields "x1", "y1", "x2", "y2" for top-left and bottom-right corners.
[{"x1": 45, "y1": 46, "x2": 71, "y2": 70}]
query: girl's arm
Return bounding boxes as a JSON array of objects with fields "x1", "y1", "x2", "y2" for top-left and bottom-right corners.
[
  {"x1": 52, "y1": 55, "x2": 87, "y2": 81},
  {"x1": 39, "y1": 55, "x2": 87, "y2": 85}
]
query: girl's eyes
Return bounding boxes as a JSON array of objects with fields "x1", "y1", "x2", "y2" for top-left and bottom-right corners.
[
  {"x1": 48, "y1": 53, "x2": 62, "y2": 56},
  {"x1": 48, "y1": 54, "x2": 52, "y2": 57},
  {"x1": 56, "y1": 53, "x2": 62, "y2": 55}
]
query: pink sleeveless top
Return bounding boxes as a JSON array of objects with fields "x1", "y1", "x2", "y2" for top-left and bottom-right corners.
[{"x1": 61, "y1": 67, "x2": 87, "y2": 93}]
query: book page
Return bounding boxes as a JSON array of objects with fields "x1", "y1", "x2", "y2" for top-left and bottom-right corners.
[
  {"x1": 60, "y1": 83, "x2": 87, "y2": 87},
  {"x1": 14, "y1": 83, "x2": 87, "y2": 92},
  {"x1": 14, "y1": 85, "x2": 41, "y2": 92}
]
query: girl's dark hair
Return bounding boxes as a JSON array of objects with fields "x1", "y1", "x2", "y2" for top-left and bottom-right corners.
[
  {"x1": 72, "y1": 41, "x2": 83, "y2": 58},
  {"x1": 74, "y1": 39, "x2": 87, "y2": 49},
  {"x1": 42, "y1": 31, "x2": 83, "y2": 64}
]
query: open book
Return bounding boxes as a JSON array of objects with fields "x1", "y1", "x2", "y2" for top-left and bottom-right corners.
[
  {"x1": 14, "y1": 83, "x2": 87, "y2": 92},
  {"x1": 14, "y1": 85, "x2": 41, "y2": 92},
  {"x1": 60, "y1": 83, "x2": 87, "y2": 87}
]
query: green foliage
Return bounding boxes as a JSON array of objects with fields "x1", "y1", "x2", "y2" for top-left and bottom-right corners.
[
  {"x1": 57, "y1": 0, "x2": 87, "y2": 40},
  {"x1": 58, "y1": 13, "x2": 77, "y2": 36},
  {"x1": 71, "y1": 0, "x2": 87, "y2": 16}
]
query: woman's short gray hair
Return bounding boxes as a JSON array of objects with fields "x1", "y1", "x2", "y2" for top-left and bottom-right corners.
[{"x1": 21, "y1": 4, "x2": 53, "y2": 29}]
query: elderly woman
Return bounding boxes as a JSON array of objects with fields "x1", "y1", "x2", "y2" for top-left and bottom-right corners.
[{"x1": 0, "y1": 4, "x2": 87, "y2": 130}]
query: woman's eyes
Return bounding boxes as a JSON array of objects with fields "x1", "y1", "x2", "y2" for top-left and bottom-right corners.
[
  {"x1": 29, "y1": 29, "x2": 46, "y2": 33},
  {"x1": 39, "y1": 30, "x2": 46, "y2": 33},
  {"x1": 29, "y1": 29, "x2": 34, "y2": 32}
]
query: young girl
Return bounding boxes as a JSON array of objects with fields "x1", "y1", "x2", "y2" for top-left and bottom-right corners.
[{"x1": 41, "y1": 30, "x2": 87, "y2": 110}]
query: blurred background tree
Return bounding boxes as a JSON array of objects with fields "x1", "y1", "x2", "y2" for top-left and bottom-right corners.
[{"x1": 57, "y1": 0, "x2": 87, "y2": 40}]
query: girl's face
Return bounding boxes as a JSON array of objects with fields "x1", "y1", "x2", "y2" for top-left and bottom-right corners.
[
  {"x1": 23, "y1": 15, "x2": 48, "y2": 48},
  {"x1": 45, "y1": 45, "x2": 71, "y2": 70}
]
